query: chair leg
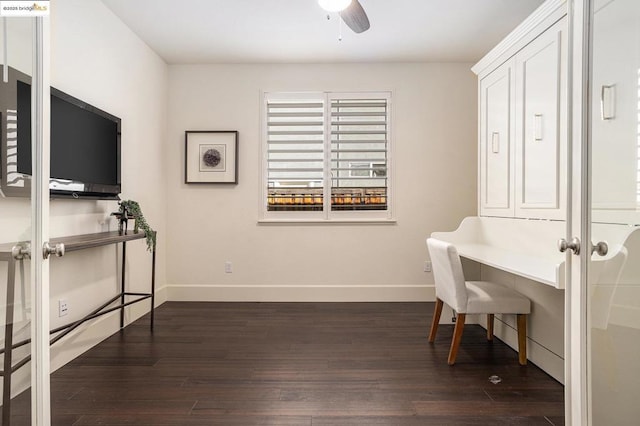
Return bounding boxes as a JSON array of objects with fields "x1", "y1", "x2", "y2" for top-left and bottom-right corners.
[
  {"x1": 428, "y1": 298, "x2": 444, "y2": 342},
  {"x1": 517, "y1": 314, "x2": 527, "y2": 365},
  {"x1": 486, "y1": 314, "x2": 494, "y2": 341},
  {"x1": 448, "y1": 313, "x2": 466, "y2": 365}
]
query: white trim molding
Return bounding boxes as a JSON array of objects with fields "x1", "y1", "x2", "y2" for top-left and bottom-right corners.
[
  {"x1": 167, "y1": 284, "x2": 433, "y2": 303},
  {"x1": 472, "y1": 0, "x2": 568, "y2": 77}
]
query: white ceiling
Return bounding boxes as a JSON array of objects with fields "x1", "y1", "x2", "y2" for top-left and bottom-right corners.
[{"x1": 100, "y1": 0, "x2": 545, "y2": 64}]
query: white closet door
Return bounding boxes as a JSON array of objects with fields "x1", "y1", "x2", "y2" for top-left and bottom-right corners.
[
  {"x1": 479, "y1": 59, "x2": 515, "y2": 217},
  {"x1": 588, "y1": 0, "x2": 640, "y2": 424},
  {"x1": 0, "y1": 16, "x2": 52, "y2": 425},
  {"x1": 515, "y1": 17, "x2": 568, "y2": 220}
]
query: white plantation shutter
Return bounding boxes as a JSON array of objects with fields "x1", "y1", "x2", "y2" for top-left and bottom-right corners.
[
  {"x1": 330, "y1": 97, "x2": 389, "y2": 211},
  {"x1": 266, "y1": 98, "x2": 325, "y2": 211},
  {"x1": 263, "y1": 92, "x2": 391, "y2": 219}
]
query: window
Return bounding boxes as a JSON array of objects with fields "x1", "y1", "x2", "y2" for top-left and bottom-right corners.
[
  {"x1": 263, "y1": 92, "x2": 391, "y2": 220},
  {"x1": 349, "y1": 162, "x2": 373, "y2": 178},
  {"x1": 348, "y1": 162, "x2": 389, "y2": 179}
]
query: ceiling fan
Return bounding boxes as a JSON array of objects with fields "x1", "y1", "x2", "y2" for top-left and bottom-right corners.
[{"x1": 318, "y1": 0, "x2": 371, "y2": 34}]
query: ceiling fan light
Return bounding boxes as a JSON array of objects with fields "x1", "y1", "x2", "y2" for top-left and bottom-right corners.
[{"x1": 318, "y1": 0, "x2": 352, "y2": 13}]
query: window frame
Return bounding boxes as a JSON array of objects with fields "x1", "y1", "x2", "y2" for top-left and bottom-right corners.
[{"x1": 260, "y1": 91, "x2": 393, "y2": 223}]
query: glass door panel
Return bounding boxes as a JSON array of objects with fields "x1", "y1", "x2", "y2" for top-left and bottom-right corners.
[
  {"x1": 0, "y1": 14, "x2": 50, "y2": 425},
  {"x1": 589, "y1": 0, "x2": 640, "y2": 423}
]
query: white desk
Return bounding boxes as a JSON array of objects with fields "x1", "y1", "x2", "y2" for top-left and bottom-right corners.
[
  {"x1": 431, "y1": 216, "x2": 566, "y2": 289},
  {"x1": 449, "y1": 243, "x2": 563, "y2": 288},
  {"x1": 432, "y1": 216, "x2": 640, "y2": 292}
]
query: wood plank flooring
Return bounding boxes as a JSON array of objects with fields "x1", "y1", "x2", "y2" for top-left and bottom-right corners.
[{"x1": 5, "y1": 302, "x2": 564, "y2": 425}]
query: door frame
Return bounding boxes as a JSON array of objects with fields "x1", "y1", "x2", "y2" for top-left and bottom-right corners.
[
  {"x1": 30, "y1": 15, "x2": 52, "y2": 426},
  {"x1": 566, "y1": 0, "x2": 592, "y2": 424}
]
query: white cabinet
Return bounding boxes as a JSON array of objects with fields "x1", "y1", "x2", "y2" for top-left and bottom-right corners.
[
  {"x1": 479, "y1": 59, "x2": 515, "y2": 217},
  {"x1": 514, "y1": 18, "x2": 567, "y2": 220},
  {"x1": 475, "y1": 13, "x2": 567, "y2": 220}
]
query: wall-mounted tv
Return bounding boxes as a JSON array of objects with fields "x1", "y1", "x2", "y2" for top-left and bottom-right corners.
[{"x1": 1, "y1": 66, "x2": 121, "y2": 199}]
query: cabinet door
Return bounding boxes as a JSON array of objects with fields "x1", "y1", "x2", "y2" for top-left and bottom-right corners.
[
  {"x1": 479, "y1": 59, "x2": 515, "y2": 217},
  {"x1": 514, "y1": 17, "x2": 567, "y2": 220}
]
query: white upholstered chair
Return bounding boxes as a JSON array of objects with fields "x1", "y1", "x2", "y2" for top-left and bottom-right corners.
[{"x1": 426, "y1": 238, "x2": 531, "y2": 365}]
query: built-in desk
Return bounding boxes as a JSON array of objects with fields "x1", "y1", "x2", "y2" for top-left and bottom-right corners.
[
  {"x1": 431, "y1": 216, "x2": 640, "y2": 291},
  {"x1": 0, "y1": 231, "x2": 156, "y2": 425},
  {"x1": 446, "y1": 243, "x2": 563, "y2": 287},
  {"x1": 432, "y1": 216, "x2": 640, "y2": 384},
  {"x1": 431, "y1": 216, "x2": 566, "y2": 289}
]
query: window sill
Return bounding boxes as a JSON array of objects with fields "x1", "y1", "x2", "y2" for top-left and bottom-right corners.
[{"x1": 257, "y1": 218, "x2": 397, "y2": 225}]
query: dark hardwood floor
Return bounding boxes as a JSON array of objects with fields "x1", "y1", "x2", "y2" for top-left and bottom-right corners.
[{"x1": 6, "y1": 302, "x2": 564, "y2": 425}]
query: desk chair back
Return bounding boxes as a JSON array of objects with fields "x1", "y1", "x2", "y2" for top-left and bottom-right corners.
[{"x1": 427, "y1": 238, "x2": 468, "y2": 312}]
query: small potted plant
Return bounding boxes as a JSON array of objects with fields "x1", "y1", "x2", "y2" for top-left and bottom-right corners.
[{"x1": 117, "y1": 200, "x2": 156, "y2": 251}]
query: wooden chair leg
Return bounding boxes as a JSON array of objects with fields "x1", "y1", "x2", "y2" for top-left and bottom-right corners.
[
  {"x1": 517, "y1": 314, "x2": 527, "y2": 365},
  {"x1": 448, "y1": 313, "x2": 466, "y2": 365},
  {"x1": 428, "y1": 298, "x2": 444, "y2": 342},
  {"x1": 486, "y1": 314, "x2": 494, "y2": 341}
]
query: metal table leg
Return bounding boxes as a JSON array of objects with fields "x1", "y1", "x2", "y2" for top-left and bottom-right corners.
[
  {"x1": 150, "y1": 235, "x2": 156, "y2": 331},
  {"x1": 120, "y1": 241, "x2": 126, "y2": 329}
]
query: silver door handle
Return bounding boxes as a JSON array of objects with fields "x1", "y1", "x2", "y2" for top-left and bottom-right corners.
[
  {"x1": 534, "y1": 114, "x2": 543, "y2": 141},
  {"x1": 43, "y1": 242, "x2": 65, "y2": 259},
  {"x1": 11, "y1": 243, "x2": 31, "y2": 260},
  {"x1": 591, "y1": 241, "x2": 608, "y2": 257},
  {"x1": 601, "y1": 84, "x2": 615, "y2": 120},
  {"x1": 558, "y1": 237, "x2": 581, "y2": 255},
  {"x1": 491, "y1": 132, "x2": 500, "y2": 153}
]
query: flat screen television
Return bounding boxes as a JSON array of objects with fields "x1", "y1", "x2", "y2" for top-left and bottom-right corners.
[{"x1": 1, "y1": 66, "x2": 121, "y2": 199}]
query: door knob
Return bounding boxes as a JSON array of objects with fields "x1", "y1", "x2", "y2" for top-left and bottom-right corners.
[
  {"x1": 591, "y1": 241, "x2": 608, "y2": 257},
  {"x1": 43, "y1": 242, "x2": 65, "y2": 259},
  {"x1": 11, "y1": 243, "x2": 31, "y2": 260},
  {"x1": 558, "y1": 237, "x2": 581, "y2": 255}
]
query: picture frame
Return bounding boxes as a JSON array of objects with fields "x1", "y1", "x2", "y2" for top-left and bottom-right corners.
[{"x1": 185, "y1": 130, "x2": 238, "y2": 184}]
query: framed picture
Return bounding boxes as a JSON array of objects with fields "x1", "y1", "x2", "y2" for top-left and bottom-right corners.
[{"x1": 185, "y1": 131, "x2": 238, "y2": 184}]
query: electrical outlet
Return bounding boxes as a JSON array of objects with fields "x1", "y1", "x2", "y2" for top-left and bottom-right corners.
[
  {"x1": 224, "y1": 261, "x2": 232, "y2": 273},
  {"x1": 58, "y1": 299, "x2": 69, "y2": 317},
  {"x1": 423, "y1": 261, "x2": 432, "y2": 272}
]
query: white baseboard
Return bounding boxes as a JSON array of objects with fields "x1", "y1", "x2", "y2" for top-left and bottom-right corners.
[{"x1": 167, "y1": 284, "x2": 435, "y2": 302}]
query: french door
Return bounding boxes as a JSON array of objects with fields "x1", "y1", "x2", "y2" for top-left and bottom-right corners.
[
  {"x1": 568, "y1": 0, "x2": 640, "y2": 424},
  {"x1": 0, "y1": 14, "x2": 51, "y2": 425}
]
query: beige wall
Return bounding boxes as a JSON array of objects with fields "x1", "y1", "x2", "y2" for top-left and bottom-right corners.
[
  {"x1": 165, "y1": 63, "x2": 478, "y2": 301},
  {"x1": 48, "y1": 0, "x2": 169, "y2": 370}
]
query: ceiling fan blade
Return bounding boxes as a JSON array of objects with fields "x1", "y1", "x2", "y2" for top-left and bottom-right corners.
[{"x1": 339, "y1": 0, "x2": 370, "y2": 33}]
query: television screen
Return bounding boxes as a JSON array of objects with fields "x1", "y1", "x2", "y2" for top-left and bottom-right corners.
[{"x1": 15, "y1": 80, "x2": 121, "y2": 199}]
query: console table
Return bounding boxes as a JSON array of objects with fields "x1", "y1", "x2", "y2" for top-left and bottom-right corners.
[{"x1": 0, "y1": 230, "x2": 156, "y2": 425}]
